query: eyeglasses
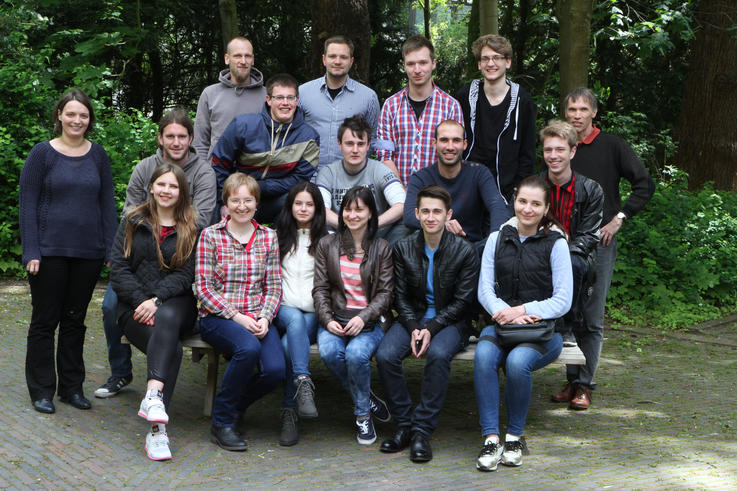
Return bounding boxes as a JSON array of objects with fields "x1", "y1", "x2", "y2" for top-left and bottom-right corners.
[
  {"x1": 480, "y1": 55, "x2": 508, "y2": 65},
  {"x1": 269, "y1": 95, "x2": 297, "y2": 102}
]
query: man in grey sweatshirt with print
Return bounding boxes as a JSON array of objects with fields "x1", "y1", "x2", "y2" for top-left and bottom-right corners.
[{"x1": 194, "y1": 37, "x2": 267, "y2": 162}]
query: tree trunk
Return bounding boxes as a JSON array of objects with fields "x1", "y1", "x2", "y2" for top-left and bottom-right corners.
[
  {"x1": 423, "y1": 0, "x2": 431, "y2": 39},
  {"x1": 310, "y1": 0, "x2": 370, "y2": 82},
  {"x1": 479, "y1": 0, "x2": 498, "y2": 35},
  {"x1": 218, "y1": 0, "x2": 239, "y2": 51},
  {"x1": 675, "y1": 0, "x2": 737, "y2": 190},
  {"x1": 557, "y1": 0, "x2": 593, "y2": 111}
]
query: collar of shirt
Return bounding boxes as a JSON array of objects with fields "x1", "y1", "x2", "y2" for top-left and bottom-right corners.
[
  {"x1": 320, "y1": 75, "x2": 356, "y2": 93},
  {"x1": 579, "y1": 125, "x2": 601, "y2": 145}
]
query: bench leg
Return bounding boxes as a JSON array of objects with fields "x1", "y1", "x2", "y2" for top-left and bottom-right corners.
[{"x1": 203, "y1": 350, "x2": 219, "y2": 418}]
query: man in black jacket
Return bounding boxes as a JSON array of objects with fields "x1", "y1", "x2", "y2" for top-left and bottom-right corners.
[
  {"x1": 553, "y1": 88, "x2": 654, "y2": 410},
  {"x1": 538, "y1": 120, "x2": 603, "y2": 367},
  {"x1": 376, "y1": 185, "x2": 480, "y2": 463}
]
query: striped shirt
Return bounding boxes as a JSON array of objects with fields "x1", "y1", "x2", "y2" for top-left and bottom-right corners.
[
  {"x1": 195, "y1": 218, "x2": 282, "y2": 321},
  {"x1": 549, "y1": 174, "x2": 576, "y2": 235},
  {"x1": 340, "y1": 253, "x2": 368, "y2": 309},
  {"x1": 375, "y1": 84, "x2": 464, "y2": 186}
]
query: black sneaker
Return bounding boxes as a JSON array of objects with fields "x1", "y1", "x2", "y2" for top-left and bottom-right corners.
[
  {"x1": 356, "y1": 417, "x2": 376, "y2": 445},
  {"x1": 94, "y1": 375, "x2": 133, "y2": 398},
  {"x1": 279, "y1": 407, "x2": 299, "y2": 447},
  {"x1": 294, "y1": 376, "x2": 318, "y2": 418},
  {"x1": 369, "y1": 390, "x2": 391, "y2": 423}
]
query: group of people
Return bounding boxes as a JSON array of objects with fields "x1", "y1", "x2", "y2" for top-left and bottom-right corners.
[{"x1": 19, "y1": 30, "x2": 654, "y2": 471}]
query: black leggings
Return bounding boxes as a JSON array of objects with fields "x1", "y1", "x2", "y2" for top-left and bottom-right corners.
[{"x1": 120, "y1": 295, "x2": 197, "y2": 408}]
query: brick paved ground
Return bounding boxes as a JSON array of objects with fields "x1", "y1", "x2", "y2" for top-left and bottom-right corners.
[{"x1": 1, "y1": 281, "x2": 736, "y2": 489}]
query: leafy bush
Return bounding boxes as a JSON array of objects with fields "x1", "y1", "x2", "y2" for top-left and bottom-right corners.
[{"x1": 609, "y1": 166, "x2": 737, "y2": 328}]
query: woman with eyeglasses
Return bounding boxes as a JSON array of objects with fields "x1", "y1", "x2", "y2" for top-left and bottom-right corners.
[{"x1": 195, "y1": 173, "x2": 285, "y2": 452}]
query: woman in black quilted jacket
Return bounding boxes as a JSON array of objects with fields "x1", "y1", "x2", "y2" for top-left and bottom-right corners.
[{"x1": 110, "y1": 163, "x2": 199, "y2": 461}]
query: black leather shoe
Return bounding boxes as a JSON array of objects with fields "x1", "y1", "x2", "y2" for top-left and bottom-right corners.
[
  {"x1": 380, "y1": 426, "x2": 411, "y2": 453},
  {"x1": 210, "y1": 425, "x2": 248, "y2": 452},
  {"x1": 32, "y1": 398, "x2": 55, "y2": 414},
  {"x1": 59, "y1": 393, "x2": 91, "y2": 410},
  {"x1": 409, "y1": 432, "x2": 432, "y2": 463}
]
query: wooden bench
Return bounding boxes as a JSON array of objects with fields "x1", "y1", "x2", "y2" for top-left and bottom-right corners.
[
  {"x1": 121, "y1": 334, "x2": 219, "y2": 418},
  {"x1": 124, "y1": 334, "x2": 584, "y2": 418}
]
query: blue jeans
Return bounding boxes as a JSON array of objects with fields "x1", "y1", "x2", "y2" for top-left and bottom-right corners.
[
  {"x1": 101, "y1": 284, "x2": 132, "y2": 378},
  {"x1": 273, "y1": 305, "x2": 318, "y2": 408},
  {"x1": 569, "y1": 237, "x2": 617, "y2": 388},
  {"x1": 474, "y1": 326, "x2": 563, "y2": 437},
  {"x1": 376, "y1": 321, "x2": 462, "y2": 435},
  {"x1": 199, "y1": 315, "x2": 286, "y2": 428},
  {"x1": 318, "y1": 325, "x2": 384, "y2": 417}
]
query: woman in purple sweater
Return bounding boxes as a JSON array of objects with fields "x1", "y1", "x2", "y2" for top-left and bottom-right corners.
[{"x1": 19, "y1": 88, "x2": 117, "y2": 414}]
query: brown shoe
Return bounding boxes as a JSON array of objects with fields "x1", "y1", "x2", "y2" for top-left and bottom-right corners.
[
  {"x1": 569, "y1": 385, "x2": 592, "y2": 410},
  {"x1": 551, "y1": 382, "x2": 575, "y2": 403}
]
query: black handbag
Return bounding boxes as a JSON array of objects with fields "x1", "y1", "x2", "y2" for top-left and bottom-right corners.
[{"x1": 494, "y1": 320, "x2": 555, "y2": 348}]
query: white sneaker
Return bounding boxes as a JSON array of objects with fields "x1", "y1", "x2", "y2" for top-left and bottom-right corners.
[
  {"x1": 476, "y1": 438, "x2": 504, "y2": 471},
  {"x1": 500, "y1": 439, "x2": 525, "y2": 467},
  {"x1": 138, "y1": 390, "x2": 168, "y2": 424},
  {"x1": 145, "y1": 424, "x2": 172, "y2": 461}
]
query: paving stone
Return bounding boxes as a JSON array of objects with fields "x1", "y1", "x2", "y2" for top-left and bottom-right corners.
[{"x1": 1, "y1": 281, "x2": 736, "y2": 488}]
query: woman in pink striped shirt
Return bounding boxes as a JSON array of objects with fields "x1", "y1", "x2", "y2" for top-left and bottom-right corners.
[{"x1": 313, "y1": 186, "x2": 394, "y2": 445}]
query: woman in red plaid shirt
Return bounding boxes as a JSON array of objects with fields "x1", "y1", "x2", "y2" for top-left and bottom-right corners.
[{"x1": 195, "y1": 173, "x2": 285, "y2": 452}]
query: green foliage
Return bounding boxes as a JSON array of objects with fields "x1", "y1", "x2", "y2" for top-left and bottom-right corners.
[
  {"x1": 609, "y1": 166, "x2": 737, "y2": 329},
  {"x1": 94, "y1": 106, "x2": 159, "y2": 211},
  {"x1": 430, "y1": 1, "x2": 471, "y2": 93}
]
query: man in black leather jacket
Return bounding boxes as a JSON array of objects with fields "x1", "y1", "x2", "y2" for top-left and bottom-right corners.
[
  {"x1": 538, "y1": 121, "x2": 604, "y2": 410},
  {"x1": 375, "y1": 185, "x2": 479, "y2": 463}
]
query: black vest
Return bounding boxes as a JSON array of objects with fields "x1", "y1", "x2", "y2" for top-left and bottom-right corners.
[{"x1": 494, "y1": 224, "x2": 563, "y2": 307}]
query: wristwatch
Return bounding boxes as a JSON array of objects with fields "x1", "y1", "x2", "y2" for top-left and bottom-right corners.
[
  {"x1": 151, "y1": 296, "x2": 162, "y2": 307},
  {"x1": 616, "y1": 212, "x2": 627, "y2": 221}
]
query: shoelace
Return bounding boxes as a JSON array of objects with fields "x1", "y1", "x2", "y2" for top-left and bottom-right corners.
[
  {"x1": 356, "y1": 419, "x2": 370, "y2": 433},
  {"x1": 281, "y1": 409, "x2": 297, "y2": 427},
  {"x1": 505, "y1": 440, "x2": 524, "y2": 452},
  {"x1": 293, "y1": 378, "x2": 314, "y2": 400},
  {"x1": 480, "y1": 441, "x2": 501, "y2": 456},
  {"x1": 150, "y1": 432, "x2": 169, "y2": 448}
]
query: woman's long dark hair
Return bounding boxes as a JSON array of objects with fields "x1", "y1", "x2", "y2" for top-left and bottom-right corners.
[
  {"x1": 337, "y1": 185, "x2": 379, "y2": 256},
  {"x1": 513, "y1": 175, "x2": 566, "y2": 235},
  {"x1": 275, "y1": 182, "x2": 327, "y2": 261},
  {"x1": 123, "y1": 163, "x2": 198, "y2": 270}
]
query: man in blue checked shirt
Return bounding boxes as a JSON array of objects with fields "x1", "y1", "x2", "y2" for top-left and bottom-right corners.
[{"x1": 299, "y1": 35, "x2": 380, "y2": 171}]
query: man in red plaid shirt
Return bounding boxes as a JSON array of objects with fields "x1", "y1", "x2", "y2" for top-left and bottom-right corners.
[{"x1": 375, "y1": 35, "x2": 464, "y2": 187}]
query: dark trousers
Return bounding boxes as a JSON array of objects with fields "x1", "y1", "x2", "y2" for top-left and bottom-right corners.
[
  {"x1": 26, "y1": 256, "x2": 103, "y2": 401},
  {"x1": 375, "y1": 321, "x2": 463, "y2": 436},
  {"x1": 119, "y1": 295, "x2": 197, "y2": 408},
  {"x1": 561, "y1": 254, "x2": 589, "y2": 334},
  {"x1": 199, "y1": 315, "x2": 285, "y2": 428}
]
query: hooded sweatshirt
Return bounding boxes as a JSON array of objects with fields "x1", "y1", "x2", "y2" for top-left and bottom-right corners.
[
  {"x1": 194, "y1": 68, "x2": 267, "y2": 161},
  {"x1": 455, "y1": 79, "x2": 536, "y2": 204},
  {"x1": 124, "y1": 146, "x2": 217, "y2": 229},
  {"x1": 211, "y1": 103, "x2": 320, "y2": 205}
]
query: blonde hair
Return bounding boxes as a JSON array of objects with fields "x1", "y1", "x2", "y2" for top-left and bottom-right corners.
[
  {"x1": 540, "y1": 120, "x2": 577, "y2": 148},
  {"x1": 222, "y1": 173, "x2": 260, "y2": 204}
]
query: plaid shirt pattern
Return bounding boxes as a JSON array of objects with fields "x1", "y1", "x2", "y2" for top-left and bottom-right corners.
[
  {"x1": 195, "y1": 219, "x2": 282, "y2": 321},
  {"x1": 375, "y1": 85, "x2": 464, "y2": 186}
]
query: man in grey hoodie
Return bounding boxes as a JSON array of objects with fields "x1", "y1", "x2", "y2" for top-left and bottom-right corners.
[
  {"x1": 194, "y1": 37, "x2": 267, "y2": 162},
  {"x1": 95, "y1": 109, "x2": 217, "y2": 399}
]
